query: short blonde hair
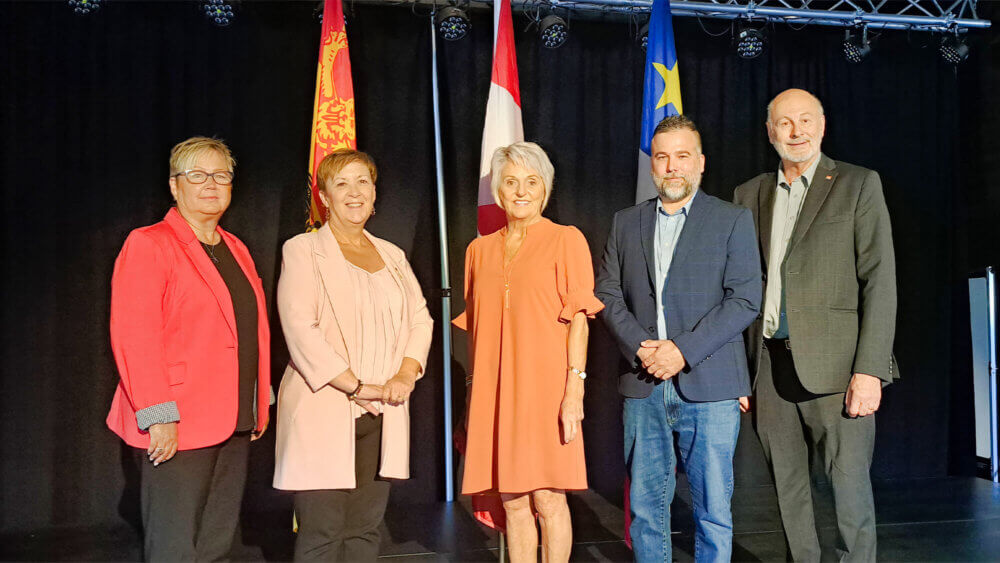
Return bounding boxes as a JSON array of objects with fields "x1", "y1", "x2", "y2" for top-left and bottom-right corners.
[
  {"x1": 169, "y1": 136, "x2": 235, "y2": 176},
  {"x1": 316, "y1": 149, "x2": 378, "y2": 194},
  {"x1": 490, "y1": 142, "x2": 555, "y2": 210}
]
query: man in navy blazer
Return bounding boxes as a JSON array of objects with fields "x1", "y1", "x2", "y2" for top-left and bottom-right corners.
[{"x1": 596, "y1": 115, "x2": 761, "y2": 562}]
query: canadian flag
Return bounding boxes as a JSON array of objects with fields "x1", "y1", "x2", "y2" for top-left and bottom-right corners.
[{"x1": 476, "y1": 0, "x2": 523, "y2": 236}]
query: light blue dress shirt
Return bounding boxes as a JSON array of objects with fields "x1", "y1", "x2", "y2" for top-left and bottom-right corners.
[{"x1": 654, "y1": 192, "x2": 696, "y2": 340}]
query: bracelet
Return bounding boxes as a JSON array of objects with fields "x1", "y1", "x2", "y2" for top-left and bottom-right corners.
[
  {"x1": 347, "y1": 380, "x2": 364, "y2": 400},
  {"x1": 568, "y1": 367, "x2": 587, "y2": 380},
  {"x1": 465, "y1": 373, "x2": 474, "y2": 387}
]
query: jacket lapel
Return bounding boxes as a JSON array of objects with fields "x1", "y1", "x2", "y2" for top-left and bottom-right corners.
[
  {"x1": 669, "y1": 190, "x2": 708, "y2": 271},
  {"x1": 757, "y1": 173, "x2": 776, "y2": 266},
  {"x1": 314, "y1": 226, "x2": 357, "y2": 357},
  {"x1": 165, "y1": 209, "x2": 237, "y2": 340},
  {"x1": 638, "y1": 198, "x2": 657, "y2": 288},
  {"x1": 787, "y1": 154, "x2": 837, "y2": 256}
]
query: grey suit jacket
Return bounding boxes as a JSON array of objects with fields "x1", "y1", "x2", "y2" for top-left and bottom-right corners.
[
  {"x1": 733, "y1": 154, "x2": 899, "y2": 393},
  {"x1": 596, "y1": 191, "x2": 762, "y2": 400}
]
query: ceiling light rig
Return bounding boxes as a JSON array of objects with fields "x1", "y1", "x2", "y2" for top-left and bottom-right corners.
[
  {"x1": 638, "y1": 21, "x2": 649, "y2": 51},
  {"x1": 843, "y1": 26, "x2": 872, "y2": 63},
  {"x1": 735, "y1": 22, "x2": 766, "y2": 59},
  {"x1": 540, "y1": 14, "x2": 569, "y2": 49},
  {"x1": 68, "y1": 0, "x2": 102, "y2": 16},
  {"x1": 201, "y1": 0, "x2": 237, "y2": 28},
  {"x1": 939, "y1": 33, "x2": 970, "y2": 64},
  {"x1": 436, "y1": 5, "x2": 471, "y2": 41}
]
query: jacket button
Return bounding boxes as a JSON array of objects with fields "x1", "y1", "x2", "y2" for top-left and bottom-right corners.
[
  {"x1": 762, "y1": 274, "x2": 767, "y2": 282},
  {"x1": 648, "y1": 327, "x2": 656, "y2": 333}
]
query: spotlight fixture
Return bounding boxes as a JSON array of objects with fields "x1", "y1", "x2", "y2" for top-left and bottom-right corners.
[
  {"x1": 202, "y1": 0, "x2": 236, "y2": 28},
  {"x1": 436, "y1": 6, "x2": 471, "y2": 41},
  {"x1": 539, "y1": 15, "x2": 569, "y2": 49},
  {"x1": 939, "y1": 34, "x2": 969, "y2": 64},
  {"x1": 68, "y1": 0, "x2": 102, "y2": 16},
  {"x1": 735, "y1": 23, "x2": 766, "y2": 59},
  {"x1": 843, "y1": 26, "x2": 871, "y2": 63},
  {"x1": 638, "y1": 22, "x2": 649, "y2": 51}
]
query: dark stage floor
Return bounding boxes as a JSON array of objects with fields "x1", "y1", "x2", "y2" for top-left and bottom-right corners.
[{"x1": 3, "y1": 477, "x2": 999, "y2": 561}]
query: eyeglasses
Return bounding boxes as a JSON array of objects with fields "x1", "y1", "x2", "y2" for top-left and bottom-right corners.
[{"x1": 174, "y1": 169, "x2": 234, "y2": 185}]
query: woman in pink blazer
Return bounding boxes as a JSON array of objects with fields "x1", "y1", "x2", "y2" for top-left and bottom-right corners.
[
  {"x1": 274, "y1": 149, "x2": 433, "y2": 562},
  {"x1": 107, "y1": 137, "x2": 271, "y2": 561}
]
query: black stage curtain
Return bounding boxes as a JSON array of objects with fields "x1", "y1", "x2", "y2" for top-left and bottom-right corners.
[{"x1": 0, "y1": 1, "x2": 992, "y2": 534}]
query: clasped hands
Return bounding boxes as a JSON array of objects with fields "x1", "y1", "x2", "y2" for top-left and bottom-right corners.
[
  {"x1": 638, "y1": 340, "x2": 750, "y2": 413},
  {"x1": 352, "y1": 371, "x2": 417, "y2": 415},
  {"x1": 637, "y1": 339, "x2": 686, "y2": 380}
]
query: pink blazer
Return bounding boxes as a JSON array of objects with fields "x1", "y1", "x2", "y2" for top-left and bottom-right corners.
[
  {"x1": 107, "y1": 208, "x2": 271, "y2": 450},
  {"x1": 273, "y1": 227, "x2": 433, "y2": 490}
]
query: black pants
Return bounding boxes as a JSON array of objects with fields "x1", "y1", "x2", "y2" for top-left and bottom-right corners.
[
  {"x1": 754, "y1": 339, "x2": 877, "y2": 563},
  {"x1": 293, "y1": 413, "x2": 390, "y2": 562},
  {"x1": 138, "y1": 433, "x2": 250, "y2": 562}
]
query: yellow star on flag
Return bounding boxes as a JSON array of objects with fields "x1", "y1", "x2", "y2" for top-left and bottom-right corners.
[{"x1": 652, "y1": 61, "x2": 683, "y2": 114}]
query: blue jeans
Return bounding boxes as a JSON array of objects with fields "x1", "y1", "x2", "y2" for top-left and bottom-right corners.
[{"x1": 624, "y1": 380, "x2": 740, "y2": 563}]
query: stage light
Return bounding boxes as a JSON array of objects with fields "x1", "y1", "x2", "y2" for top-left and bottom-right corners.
[
  {"x1": 638, "y1": 22, "x2": 649, "y2": 51},
  {"x1": 940, "y1": 34, "x2": 969, "y2": 64},
  {"x1": 540, "y1": 15, "x2": 569, "y2": 49},
  {"x1": 68, "y1": 0, "x2": 102, "y2": 16},
  {"x1": 202, "y1": 0, "x2": 236, "y2": 28},
  {"x1": 436, "y1": 6, "x2": 470, "y2": 41},
  {"x1": 843, "y1": 26, "x2": 871, "y2": 63},
  {"x1": 735, "y1": 23, "x2": 766, "y2": 59}
]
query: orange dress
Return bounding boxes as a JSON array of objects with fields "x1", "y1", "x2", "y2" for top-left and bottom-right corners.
[{"x1": 454, "y1": 218, "x2": 604, "y2": 494}]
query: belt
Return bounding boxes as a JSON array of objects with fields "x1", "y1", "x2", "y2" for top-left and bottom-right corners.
[{"x1": 764, "y1": 337, "x2": 792, "y2": 350}]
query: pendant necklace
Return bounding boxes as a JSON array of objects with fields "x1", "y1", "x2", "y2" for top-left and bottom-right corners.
[
  {"x1": 203, "y1": 241, "x2": 220, "y2": 264},
  {"x1": 502, "y1": 228, "x2": 526, "y2": 310}
]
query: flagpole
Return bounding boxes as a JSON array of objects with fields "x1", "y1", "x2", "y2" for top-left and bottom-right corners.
[{"x1": 430, "y1": 13, "x2": 456, "y2": 503}]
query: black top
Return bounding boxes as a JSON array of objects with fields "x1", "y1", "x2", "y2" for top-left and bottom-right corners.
[{"x1": 202, "y1": 240, "x2": 259, "y2": 432}]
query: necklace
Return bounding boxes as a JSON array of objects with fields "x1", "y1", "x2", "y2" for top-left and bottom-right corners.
[
  {"x1": 502, "y1": 228, "x2": 527, "y2": 310},
  {"x1": 202, "y1": 241, "x2": 220, "y2": 264}
]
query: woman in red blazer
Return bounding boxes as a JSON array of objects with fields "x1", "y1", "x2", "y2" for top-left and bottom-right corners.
[{"x1": 107, "y1": 137, "x2": 271, "y2": 561}]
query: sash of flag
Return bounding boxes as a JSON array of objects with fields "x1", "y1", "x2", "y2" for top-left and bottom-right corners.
[
  {"x1": 306, "y1": 0, "x2": 356, "y2": 229},
  {"x1": 476, "y1": 0, "x2": 524, "y2": 236},
  {"x1": 635, "y1": 0, "x2": 683, "y2": 203}
]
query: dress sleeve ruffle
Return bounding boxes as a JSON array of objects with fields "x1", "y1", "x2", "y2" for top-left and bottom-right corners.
[{"x1": 559, "y1": 291, "x2": 604, "y2": 322}]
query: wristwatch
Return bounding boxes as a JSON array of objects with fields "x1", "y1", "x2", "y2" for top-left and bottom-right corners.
[{"x1": 569, "y1": 367, "x2": 587, "y2": 380}]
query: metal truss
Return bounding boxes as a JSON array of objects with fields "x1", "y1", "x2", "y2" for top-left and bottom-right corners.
[{"x1": 538, "y1": 1, "x2": 991, "y2": 31}]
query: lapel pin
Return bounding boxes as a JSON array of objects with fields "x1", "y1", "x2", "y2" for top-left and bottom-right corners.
[{"x1": 825, "y1": 175, "x2": 832, "y2": 180}]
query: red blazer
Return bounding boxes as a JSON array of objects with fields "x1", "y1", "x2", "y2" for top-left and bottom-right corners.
[{"x1": 107, "y1": 208, "x2": 271, "y2": 450}]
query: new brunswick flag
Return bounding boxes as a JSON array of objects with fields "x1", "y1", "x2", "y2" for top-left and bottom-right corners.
[{"x1": 307, "y1": 0, "x2": 356, "y2": 229}]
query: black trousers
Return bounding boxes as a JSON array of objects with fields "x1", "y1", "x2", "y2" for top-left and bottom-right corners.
[
  {"x1": 754, "y1": 339, "x2": 877, "y2": 563},
  {"x1": 293, "y1": 413, "x2": 390, "y2": 562},
  {"x1": 137, "y1": 433, "x2": 250, "y2": 562}
]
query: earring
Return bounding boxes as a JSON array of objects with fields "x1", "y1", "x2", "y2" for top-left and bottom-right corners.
[{"x1": 371, "y1": 208, "x2": 376, "y2": 216}]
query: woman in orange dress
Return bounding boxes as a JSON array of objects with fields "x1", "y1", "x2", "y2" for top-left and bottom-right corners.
[{"x1": 454, "y1": 142, "x2": 604, "y2": 562}]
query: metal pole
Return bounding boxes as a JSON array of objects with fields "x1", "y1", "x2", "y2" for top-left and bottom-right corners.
[
  {"x1": 430, "y1": 14, "x2": 456, "y2": 502},
  {"x1": 987, "y1": 267, "x2": 998, "y2": 483}
]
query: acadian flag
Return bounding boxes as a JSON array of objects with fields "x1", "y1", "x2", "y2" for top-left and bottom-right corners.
[
  {"x1": 307, "y1": 0, "x2": 356, "y2": 229},
  {"x1": 477, "y1": 0, "x2": 524, "y2": 236},
  {"x1": 635, "y1": 0, "x2": 683, "y2": 203}
]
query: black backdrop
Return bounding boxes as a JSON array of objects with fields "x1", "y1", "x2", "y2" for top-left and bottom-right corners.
[{"x1": 1, "y1": 0, "x2": 997, "y2": 536}]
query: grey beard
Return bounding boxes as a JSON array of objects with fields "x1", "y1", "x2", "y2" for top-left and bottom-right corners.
[
  {"x1": 773, "y1": 141, "x2": 819, "y2": 164},
  {"x1": 656, "y1": 177, "x2": 697, "y2": 202}
]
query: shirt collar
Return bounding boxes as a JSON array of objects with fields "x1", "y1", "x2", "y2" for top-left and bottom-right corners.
[
  {"x1": 777, "y1": 154, "x2": 821, "y2": 190},
  {"x1": 657, "y1": 190, "x2": 697, "y2": 217}
]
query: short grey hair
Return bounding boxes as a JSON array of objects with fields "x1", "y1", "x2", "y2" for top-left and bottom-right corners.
[
  {"x1": 490, "y1": 142, "x2": 555, "y2": 210},
  {"x1": 766, "y1": 89, "x2": 825, "y2": 123}
]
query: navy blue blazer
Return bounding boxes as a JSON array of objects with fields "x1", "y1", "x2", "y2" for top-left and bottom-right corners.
[{"x1": 596, "y1": 191, "x2": 762, "y2": 400}]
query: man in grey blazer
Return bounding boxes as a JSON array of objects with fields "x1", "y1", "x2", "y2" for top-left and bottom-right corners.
[
  {"x1": 734, "y1": 88, "x2": 897, "y2": 562},
  {"x1": 597, "y1": 115, "x2": 761, "y2": 562}
]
